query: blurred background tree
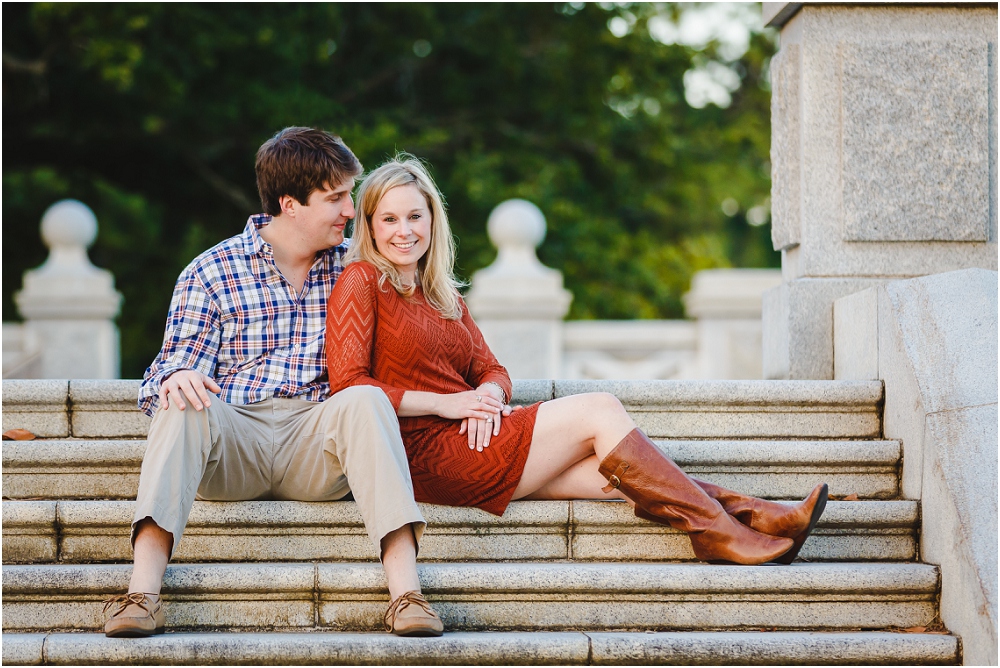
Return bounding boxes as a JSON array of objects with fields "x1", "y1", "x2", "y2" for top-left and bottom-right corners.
[{"x1": 3, "y1": 2, "x2": 778, "y2": 378}]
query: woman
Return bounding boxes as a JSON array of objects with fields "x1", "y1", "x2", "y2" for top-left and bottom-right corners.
[{"x1": 327, "y1": 157, "x2": 828, "y2": 628}]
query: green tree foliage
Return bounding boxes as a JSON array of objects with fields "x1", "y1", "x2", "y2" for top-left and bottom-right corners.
[{"x1": 3, "y1": 3, "x2": 777, "y2": 377}]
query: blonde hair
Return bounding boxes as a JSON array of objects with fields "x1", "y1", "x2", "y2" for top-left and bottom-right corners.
[{"x1": 347, "y1": 155, "x2": 465, "y2": 320}]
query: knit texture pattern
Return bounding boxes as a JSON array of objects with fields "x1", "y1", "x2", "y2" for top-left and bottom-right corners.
[{"x1": 327, "y1": 261, "x2": 538, "y2": 515}]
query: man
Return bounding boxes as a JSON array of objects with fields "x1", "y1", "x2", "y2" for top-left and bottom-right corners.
[{"x1": 102, "y1": 127, "x2": 443, "y2": 637}]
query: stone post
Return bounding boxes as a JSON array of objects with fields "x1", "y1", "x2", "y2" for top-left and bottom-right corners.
[
  {"x1": 762, "y1": 3, "x2": 997, "y2": 379},
  {"x1": 683, "y1": 269, "x2": 782, "y2": 379},
  {"x1": 466, "y1": 199, "x2": 572, "y2": 379},
  {"x1": 14, "y1": 200, "x2": 124, "y2": 379}
]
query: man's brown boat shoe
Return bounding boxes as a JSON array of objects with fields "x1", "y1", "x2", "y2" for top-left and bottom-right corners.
[
  {"x1": 103, "y1": 592, "x2": 165, "y2": 637},
  {"x1": 384, "y1": 590, "x2": 444, "y2": 637}
]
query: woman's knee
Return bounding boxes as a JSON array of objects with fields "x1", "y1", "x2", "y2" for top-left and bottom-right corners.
[
  {"x1": 575, "y1": 392, "x2": 632, "y2": 439},
  {"x1": 584, "y1": 392, "x2": 627, "y2": 417}
]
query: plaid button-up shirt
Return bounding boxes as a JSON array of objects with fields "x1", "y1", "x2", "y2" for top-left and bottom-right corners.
[{"x1": 138, "y1": 214, "x2": 348, "y2": 416}]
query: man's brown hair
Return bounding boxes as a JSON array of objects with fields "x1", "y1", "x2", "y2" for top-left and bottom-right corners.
[{"x1": 255, "y1": 127, "x2": 363, "y2": 216}]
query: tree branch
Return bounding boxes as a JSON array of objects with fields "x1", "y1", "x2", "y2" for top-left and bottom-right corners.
[
  {"x1": 3, "y1": 52, "x2": 48, "y2": 75},
  {"x1": 185, "y1": 152, "x2": 258, "y2": 213}
]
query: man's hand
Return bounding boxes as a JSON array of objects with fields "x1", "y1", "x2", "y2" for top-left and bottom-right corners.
[{"x1": 160, "y1": 370, "x2": 222, "y2": 411}]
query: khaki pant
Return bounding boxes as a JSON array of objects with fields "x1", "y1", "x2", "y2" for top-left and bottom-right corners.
[{"x1": 133, "y1": 386, "x2": 425, "y2": 558}]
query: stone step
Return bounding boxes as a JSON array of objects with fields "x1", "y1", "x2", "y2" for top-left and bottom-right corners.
[
  {"x1": 3, "y1": 562, "x2": 939, "y2": 633},
  {"x1": 2, "y1": 379, "x2": 883, "y2": 439},
  {"x1": 1, "y1": 631, "x2": 960, "y2": 666},
  {"x1": 2, "y1": 438, "x2": 900, "y2": 500},
  {"x1": 2, "y1": 499, "x2": 918, "y2": 565}
]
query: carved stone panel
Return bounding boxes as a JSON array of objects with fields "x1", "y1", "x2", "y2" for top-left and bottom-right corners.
[{"x1": 841, "y1": 40, "x2": 989, "y2": 242}]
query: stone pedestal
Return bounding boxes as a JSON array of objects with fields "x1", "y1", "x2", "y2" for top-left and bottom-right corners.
[
  {"x1": 762, "y1": 3, "x2": 998, "y2": 379},
  {"x1": 13, "y1": 200, "x2": 123, "y2": 379},
  {"x1": 683, "y1": 269, "x2": 781, "y2": 380},
  {"x1": 466, "y1": 199, "x2": 572, "y2": 379}
]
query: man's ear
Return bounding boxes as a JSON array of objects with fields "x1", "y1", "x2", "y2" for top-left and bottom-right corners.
[{"x1": 278, "y1": 194, "x2": 299, "y2": 218}]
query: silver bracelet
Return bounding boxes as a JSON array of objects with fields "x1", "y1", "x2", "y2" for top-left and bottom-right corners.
[{"x1": 482, "y1": 381, "x2": 507, "y2": 405}]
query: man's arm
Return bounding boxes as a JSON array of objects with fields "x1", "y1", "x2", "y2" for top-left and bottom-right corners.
[{"x1": 138, "y1": 269, "x2": 223, "y2": 416}]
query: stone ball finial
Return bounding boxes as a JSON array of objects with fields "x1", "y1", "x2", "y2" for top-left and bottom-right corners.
[
  {"x1": 41, "y1": 200, "x2": 98, "y2": 250},
  {"x1": 487, "y1": 199, "x2": 546, "y2": 250}
]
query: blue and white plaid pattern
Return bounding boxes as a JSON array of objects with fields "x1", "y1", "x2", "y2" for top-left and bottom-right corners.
[{"x1": 138, "y1": 215, "x2": 347, "y2": 416}]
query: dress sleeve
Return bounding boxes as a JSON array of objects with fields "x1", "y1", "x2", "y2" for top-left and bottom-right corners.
[
  {"x1": 137, "y1": 269, "x2": 221, "y2": 417},
  {"x1": 460, "y1": 298, "x2": 513, "y2": 402},
  {"x1": 326, "y1": 263, "x2": 407, "y2": 411}
]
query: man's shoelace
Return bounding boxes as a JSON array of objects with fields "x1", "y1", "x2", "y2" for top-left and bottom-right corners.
[
  {"x1": 383, "y1": 590, "x2": 437, "y2": 631},
  {"x1": 102, "y1": 592, "x2": 154, "y2": 617}
]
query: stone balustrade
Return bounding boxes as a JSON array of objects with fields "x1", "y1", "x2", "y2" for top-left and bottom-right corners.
[
  {"x1": 3, "y1": 198, "x2": 779, "y2": 382},
  {"x1": 4, "y1": 200, "x2": 122, "y2": 380}
]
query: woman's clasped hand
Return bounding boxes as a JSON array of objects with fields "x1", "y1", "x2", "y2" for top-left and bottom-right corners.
[{"x1": 437, "y1": 387, "x2": 506, "y2": 452}]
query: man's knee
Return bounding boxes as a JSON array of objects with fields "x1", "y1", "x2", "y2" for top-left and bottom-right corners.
[
  {"x1": 151, "y1": 399, "x2": 217, "y2": 427},
  {"x1": 147, "y1": 400, "x2": 222, "y2": 456},
  {"x1": 320, "y1": 386, "x2": 401, "y2": 450},
  {"x1": 327, "y1": 385, "x2": 395, "y2": 419}
]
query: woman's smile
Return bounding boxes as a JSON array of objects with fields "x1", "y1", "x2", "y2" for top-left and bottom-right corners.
[{"x1": 372, "y1": 184, "x2": 433, "y2": 281}]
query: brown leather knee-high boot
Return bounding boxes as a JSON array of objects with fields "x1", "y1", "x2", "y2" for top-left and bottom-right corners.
[
  {"x1": 693, "y1": 480, "x2": 828, "y2": 565},
  {"x1": 598, "y1": 428, "x2": 793, "y2": 565}
]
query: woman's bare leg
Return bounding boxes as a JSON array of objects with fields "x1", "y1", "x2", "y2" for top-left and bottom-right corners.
[
  {"x1": 510, "y1": 392, "x2": 636, "y2": 500},
  {"x1": 522, "y1": 454, "x2": 632, "y2": 504}
]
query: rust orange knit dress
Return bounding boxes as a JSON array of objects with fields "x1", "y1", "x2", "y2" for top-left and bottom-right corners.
[{"x1": 326, "y1": 261, "x2": 540, "y2": 515}]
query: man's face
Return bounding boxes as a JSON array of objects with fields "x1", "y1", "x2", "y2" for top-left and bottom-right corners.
[{"x1": 292, "y1": 180, "x2": 356, "y2": 252}]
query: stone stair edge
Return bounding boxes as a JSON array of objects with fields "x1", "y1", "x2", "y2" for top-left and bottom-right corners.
[
  {"x1": 3, "y1": 498, "x2": 921, "y2": 530},
  {"x1": 2, "y1": 563, "x2": 941, "y2": 635},
  {"x1": 2, "y1": 378, "x2": 884, "y2": 408},
  {"x1": 0, "y1": 631, "x2": 960, "y2": 667},
  {"x1": 4, "y1": 561, "x2": 941, "y2": 595},
  {"x1": 3, "y1": 379, "x2": 885, "y2": 439},
  {"x1": 3, "y1": 438, "x2": 902, "y2": 467}
]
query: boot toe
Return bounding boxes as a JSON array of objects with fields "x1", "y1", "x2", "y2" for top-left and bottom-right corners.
[{"x1": 773, "y1": 483, "x2": 829, "y2": 564}]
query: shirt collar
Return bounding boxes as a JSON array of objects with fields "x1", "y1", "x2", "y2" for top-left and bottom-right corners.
[{"x1": 243, "y1": 214, "x2": 273, "y2": 257}]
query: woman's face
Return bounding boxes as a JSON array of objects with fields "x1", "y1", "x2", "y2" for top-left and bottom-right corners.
[{"x1": 371, "y1": 184, "x2": 432, "y2": 279}]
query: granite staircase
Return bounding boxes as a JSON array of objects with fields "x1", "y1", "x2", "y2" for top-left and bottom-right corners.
[{"x1": 3, "y1": 379, "x2": 959, "y2": 665}]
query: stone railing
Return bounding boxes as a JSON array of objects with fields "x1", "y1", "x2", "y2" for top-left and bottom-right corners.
[
  {"x1": 3, "y1": 200, "x2": 122, "y2": 380},
  {"x1": 762, "y1": 2, "x2": 997, "y2": 380},
  {"x1": 3, "y1": 198, "x2": 779, "y2": 382},
  {"x1": 466, "y1": 198, "x2": 779, "y2": 380}
]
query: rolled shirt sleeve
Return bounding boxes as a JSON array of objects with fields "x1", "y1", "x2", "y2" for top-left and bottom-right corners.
[{"x1": 138, "y1": 269, "x2": 221, "y2": 416}]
